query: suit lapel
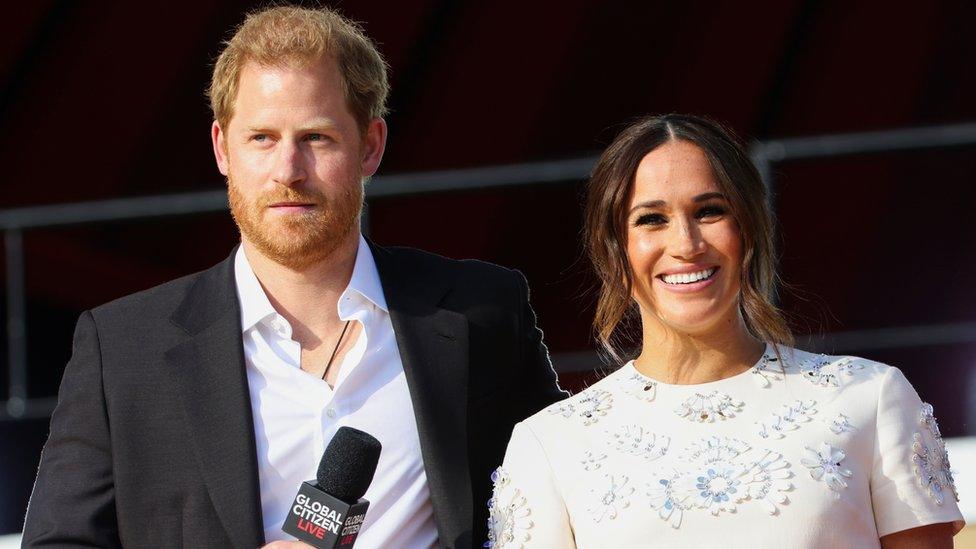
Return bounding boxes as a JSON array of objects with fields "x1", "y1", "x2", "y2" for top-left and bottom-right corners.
[
  {"x1": 370, "y1": 241, "x2": 473, "y2": 547},
  {"x1": 165, "y1": 253, "x2": 264, "y2": 549}
]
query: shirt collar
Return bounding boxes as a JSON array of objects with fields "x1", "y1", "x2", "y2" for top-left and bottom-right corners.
[
  {"x1": 343, "y1": 233, "x2": 389, "y2": 314},
  {"x1": 233, "y1": 234, "x2": 388, "y2": 334}
]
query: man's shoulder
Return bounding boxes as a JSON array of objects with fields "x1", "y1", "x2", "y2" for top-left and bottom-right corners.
[
  {"x1": 378, "y1": 244, "x2": 522, "y2": 286},
  {"x1": 88, "y1": 258, "x2": 228, "y2": 326}
]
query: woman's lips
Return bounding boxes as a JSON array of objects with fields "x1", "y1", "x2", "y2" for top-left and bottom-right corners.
[{"x1": 655, "y1": 266, "x2": 719, "y2": 293}]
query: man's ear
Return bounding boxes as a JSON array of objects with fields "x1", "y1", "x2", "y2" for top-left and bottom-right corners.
[
  {"x1": 212, "y1": 120, "x2": 229, "y2": 176},
  {"x1": 361, "y1": 118, "x2": 388, "y2": 178}
]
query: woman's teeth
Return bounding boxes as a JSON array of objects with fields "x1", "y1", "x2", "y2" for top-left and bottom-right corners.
[{"x1": 661, "y1": 268, "x2": 717, "y2": 285}]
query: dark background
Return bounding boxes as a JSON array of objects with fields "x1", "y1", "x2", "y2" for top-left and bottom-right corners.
[{"x1": 2, "y1": 0, "x2": 975, "y2": 535}]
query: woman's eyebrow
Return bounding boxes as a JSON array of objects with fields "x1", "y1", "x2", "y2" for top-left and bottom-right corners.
[{"x1": 629, "y1": 192, "x2": 727, "y2": 214}]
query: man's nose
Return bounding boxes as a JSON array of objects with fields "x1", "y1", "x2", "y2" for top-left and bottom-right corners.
[{"x1": 271, "y1": 140, "x2": 307, "y2": 187}]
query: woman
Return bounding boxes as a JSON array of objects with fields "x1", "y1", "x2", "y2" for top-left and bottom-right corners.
[{"x1": 487, "y1": 114, "x2": 964, "y2": 548}]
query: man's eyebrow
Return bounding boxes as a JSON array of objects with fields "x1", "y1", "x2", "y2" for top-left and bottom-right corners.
[{"x1": 628, "y1": 192, "x2": 727, "y2": 215}]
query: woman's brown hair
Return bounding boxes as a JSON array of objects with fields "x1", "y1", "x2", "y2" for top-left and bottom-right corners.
[{"x1": 584, "y1": 113, "x2": 793, "y2": 361}]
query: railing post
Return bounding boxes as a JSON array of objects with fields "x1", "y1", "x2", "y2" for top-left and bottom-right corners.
[{"x1": 5, "y1": 229, "x2": 27, "y2": 418}]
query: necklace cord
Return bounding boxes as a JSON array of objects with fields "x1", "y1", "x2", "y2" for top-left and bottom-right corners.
[{"x1": 322, "y1": 320, "x2": 352, "y2": 381}]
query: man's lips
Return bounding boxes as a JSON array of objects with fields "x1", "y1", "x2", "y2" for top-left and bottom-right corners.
[{"x1": 268, "y1": 202, "x2": 316, "y2": 207}]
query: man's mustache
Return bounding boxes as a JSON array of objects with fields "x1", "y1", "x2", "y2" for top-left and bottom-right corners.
[{"x1": 257, "y1": 189, "x2": 328, "y2": 207}]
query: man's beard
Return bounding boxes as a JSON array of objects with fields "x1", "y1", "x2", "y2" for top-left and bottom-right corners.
[{"x1": 227, "y1": 177, "x2": 364, "y2": 271}]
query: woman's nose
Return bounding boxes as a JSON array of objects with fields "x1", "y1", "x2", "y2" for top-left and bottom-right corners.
[{"x1": 668, "y1": 218, "x2": 707, "y2": 259}]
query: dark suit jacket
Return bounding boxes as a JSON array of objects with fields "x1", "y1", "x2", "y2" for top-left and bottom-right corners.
[{"x1": 22, "y1": 241, "x2": 567, "y2": 548}]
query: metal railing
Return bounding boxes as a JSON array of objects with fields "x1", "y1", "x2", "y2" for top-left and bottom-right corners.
[{"x1": 3, "y1": 122, "x2": 976, "y2": 419}]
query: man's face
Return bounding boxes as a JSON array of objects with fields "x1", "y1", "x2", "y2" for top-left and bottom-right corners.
[{"x1": 212, "y1": 56, "x2": 386, "y2": 270}]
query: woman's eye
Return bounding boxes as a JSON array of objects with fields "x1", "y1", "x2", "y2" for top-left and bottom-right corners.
[
  {"x1": 696, "y1": 206, "x2": 726, "y2": 219},
  {"x1": 634, "y1": 213, "x2": 667, "y2": 227}
]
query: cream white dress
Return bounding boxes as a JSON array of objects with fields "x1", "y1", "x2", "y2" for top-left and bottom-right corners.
[{"x1": 488, "y1": 345, "x2": 964, "y2": 548}]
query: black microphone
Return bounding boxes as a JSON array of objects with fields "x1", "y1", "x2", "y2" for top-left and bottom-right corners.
[{"x1": 281, "y1": 427, "x2": 382, "y2": 548}]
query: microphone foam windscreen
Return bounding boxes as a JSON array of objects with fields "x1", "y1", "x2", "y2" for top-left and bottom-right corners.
[{"x1": 316, "y1": 426, "x2": 382, "y2": 503}]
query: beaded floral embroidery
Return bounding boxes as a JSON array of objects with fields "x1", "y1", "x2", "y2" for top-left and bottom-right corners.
[
  {"x1": 756, "y1": 400, "x2": 817, "y2": 439},
  {"x1": 912, "y1": 402, "x2": 959, "y2": 505},
  {"x1": 587, "y1": 474, "x2": 634, "y2": 522},
  {"x1": 801, "y1": 443, "x2": 852, "y2": 491},
  {"x1": 824, "y1": 413, "x2": 855, "y2": 434},
  {"x1": 546, "y1": 389, "x2": 613, "y2": 426},
  {"x1": 649, "y1": 440, "x2": 792, "y2": 528},
  {"x1": 799, "y1": 356, "x2": 839, "y2": 387},
  {"x1": 675, "y1": 391, "x2": 744, "y2": 422},
  {"x1": 486, "y1": 467, "x2": 533, "y2": 548},
  {"x1": 581, "y1": 450, "x2": 607, "y2": 471},
  {"x1": 618, "y1": 372, "x2": 658, "y2": 402},
  {"x1": 745, "y1": 450, "x2": 794, "y2": 515},
  {"x1": 750, "y1": 352, "x2": 784, "y2": 388},
  {"x1": 833, "y1": 358, "x2": 863, "y2": 377},
  {"x1": 608, "y1": 425, "x2": 670, "y2": 461}
]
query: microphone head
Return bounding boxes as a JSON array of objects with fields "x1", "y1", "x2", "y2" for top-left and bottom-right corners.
[{"x1": 316, "y1": 426, "x2": 382, "y2": 503}]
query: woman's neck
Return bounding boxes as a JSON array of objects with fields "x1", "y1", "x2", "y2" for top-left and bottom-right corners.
[{"x1": 632, "y1": 316, "x2": 766, "y2": 385}]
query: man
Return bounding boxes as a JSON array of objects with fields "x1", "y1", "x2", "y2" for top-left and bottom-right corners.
[{"x1": 22, "y1": 6, "x2": 565, "y2": 548}]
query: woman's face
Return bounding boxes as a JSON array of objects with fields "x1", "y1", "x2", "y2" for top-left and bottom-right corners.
[{"x1": 625, "y1": 139, "x2": 744, "y2": 336}]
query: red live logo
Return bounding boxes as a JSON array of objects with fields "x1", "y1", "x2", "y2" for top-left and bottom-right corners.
[
  {"x1": 296, "y1": 518, "x2": 326, "y2": 539},
  {"x1": 340, "y1": 534, "x2": 356, "y2": 546}
]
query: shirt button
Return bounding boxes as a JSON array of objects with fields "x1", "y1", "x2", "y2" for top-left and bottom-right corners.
[{"x1": 326, "y1": 408, "x2": 336, "y2": 419}]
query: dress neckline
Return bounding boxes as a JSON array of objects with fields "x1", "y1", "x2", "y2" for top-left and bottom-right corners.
[{"x1": 621, "y1": 342, "x2": 776, "y2": 390}]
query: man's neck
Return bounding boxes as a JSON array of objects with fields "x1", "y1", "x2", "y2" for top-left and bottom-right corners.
[{"x1": 241, "y1": 230, "x2": 360, "y2": 333}]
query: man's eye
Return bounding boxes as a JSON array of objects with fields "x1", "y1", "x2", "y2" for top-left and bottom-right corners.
[
  {"x1": 306, "y1": 133, "x2": 329, "y2": 142},
  {"x1": 250, "y1": 134, "x2": 268, "y2": 142},
  {"x1": 634, "y1": 213, "x2": 666, "y2": 226}
]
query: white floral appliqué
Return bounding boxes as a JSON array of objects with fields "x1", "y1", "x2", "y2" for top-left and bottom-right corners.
[
  {"x1": 607, "y1": 425, "x2": 669, "y2": 461},
  {"x1": 618, "y1": 371, "x2": 658, "y2": 402},
  {"x1": 743, "y1": 450, "x2": 794, "y2": 515},
  {"x1": 587, "y1": 474, "x2": 634, "y2": 522},
  {"x1": 675, "y1": 391, "x2": 744, "y2": 422},
  {"x1": 833, "y1": 358, "x2": 864, "y2": 377},
  {"x1": 756, "y1": 400, "x2": 817, "y2": 439},
  {"x1": 649, "y1": 439, "x2": 793, "y2": 528},
  {"x1": 486, "y1": 467, "x2": 533, "y2": 548},
  {"x1": 581, "y1": 450, "x2": 607, "y2": 471},
  {"x1": 751, "y1": 351, "x2": 784, "y2": 388},
  {"x1": 824, "y1": 413, "x2": 855, "y2": 434},
  {"x1": 801, "y1": 442, "x2": 852, "y2": 491},
  {"x1": 799, "y1": 355, "x2": 839, "y2": 387},
  {"x1": 546, "y1": 388, "x2": 613, "y2": 426},
  {"x1": 912, "y1": 402, "x2": 959, "y2": 505}
]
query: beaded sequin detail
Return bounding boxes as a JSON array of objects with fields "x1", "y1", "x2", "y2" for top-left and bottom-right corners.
[
  {"x1": 546, "y1": 389, "x2": 613, "y2": 426},
  {"x1": 824, "y1": 413, "x2": 854, "y2": 434},
  {"x1": 648, "y1": 439, "x2": 792, "y2": 528},
  {"x1": 676, "y1": 390, "x2": 744, "y2": 422},
  {"x1": 581, "y1": 450, "x2": 607, "y2": 471},
  {"x1": 750, "y1": 352, "x2": 784, "y2": 388},
  {"x1": 618, "y1": 372, "x2": 658, "y2": 402},
  {"x1": 799, "y1": 356, "x2": 839, "y2": 387},
  {"x1": 756, "y1": 400, "x2": 817, "y2": 439},
  {"x1": 801, "y1": 442, "x2": 852, "y2": 491},
  {"x1": 486, "y1": 467, "x2": 533, "y2": 548},
  {"x1": 912, "y1": 403, "x2": 959, "y2": 505},
  {"x1": 608, "y1": 425, "x2": 670, "y2": 461},
  {"x1": 587, "y1": 474, "x2": 634, "y2": 522}
]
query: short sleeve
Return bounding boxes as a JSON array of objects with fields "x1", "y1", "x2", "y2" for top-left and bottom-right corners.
[
  {"x1": 870, "y1": 366, "x2": 965, "y2": 537},
  {"x1": 486, "y1": 422, "x2": 576, "y2": 548}
]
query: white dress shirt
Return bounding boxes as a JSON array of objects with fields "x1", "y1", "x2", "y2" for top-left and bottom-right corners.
[{"x1": 234, "y1": 235, "x2": 438, "y2": 548}]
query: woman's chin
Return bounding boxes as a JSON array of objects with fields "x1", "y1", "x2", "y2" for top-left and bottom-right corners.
[{"x1": 656, "y1": 308, "x2": 732, "y2": 337}]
